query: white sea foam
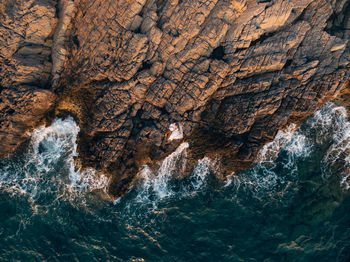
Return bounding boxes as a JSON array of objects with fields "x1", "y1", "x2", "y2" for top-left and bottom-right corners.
[
  {"x1": 131, "y1": 103, "x2": 350, "y2": 207},
  {"x1": 188, "y1": 157, "x2": 212, "y2": 191},
  {"x1": 133, "y1": 143, "x2": 217, "y2": 206},
  {"x1": 136, "y1": 142, "x2": 189, "y2": 202},
  {"x1": 308, "y1": 103, "x2": 348, "y2": 144},
  {"x1": 2, "y1": 102, "x2": 350, "y2": 213},
  {"x1": 230, "y1": 119, "x2": 313, "y2": 202},
  {"x1": 313, "y1": 103, "x2": 350, "y2": 189},
  {"x1": 132, "y1": 119, "x2": 313, "y2": 205},
  {"x1": 256, "y1": 123, "x2": 311, "y2": 166},
  {"x1": 253, "y1": 103, "x2": 350, "y2": 192},
  {"x1": 180, "y1": 157, "x2": 215, "y2": 198},
  {"x1": 223, "y1": 172, "x2": 235, "y2": 187},
  {"x1": 0, "y1": 117, "x2": 109, "y2": 201}
]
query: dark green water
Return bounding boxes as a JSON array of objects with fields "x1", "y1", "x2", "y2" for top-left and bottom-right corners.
[{"x1": 1, "y1": 103, "x2": 350, "y2": 262}]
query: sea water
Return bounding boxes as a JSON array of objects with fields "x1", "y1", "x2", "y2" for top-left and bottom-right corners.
[{"x1": 1, "y1": 103, "x2": 350, "y2": 261}]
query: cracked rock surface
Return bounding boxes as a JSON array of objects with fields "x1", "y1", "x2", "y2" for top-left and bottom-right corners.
[
  {"x1": 0, "y1": 0, "x2": 57, "y2": 158},
  {"x1": 1, "y1": 0, "x2": 350, "y2": 196}
]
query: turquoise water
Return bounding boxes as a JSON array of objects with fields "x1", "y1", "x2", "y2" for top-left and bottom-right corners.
[{"x1": 1, "y1": 103, "x2": 350, "y2": 261}]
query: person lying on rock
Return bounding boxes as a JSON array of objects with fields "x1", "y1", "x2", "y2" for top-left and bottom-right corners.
[{"x1": 165, "y1": 123, "x2": 178, "y2": 141}]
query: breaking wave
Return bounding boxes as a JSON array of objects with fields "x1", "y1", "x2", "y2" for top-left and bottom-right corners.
[
  {"x1": 256, "y1": 123, "x2": 311, "y2": 164},
  {"x1": 227, "y1": 103, "x2": 350, "y2": 205},
  {"x1": 0, "y1": 117, "x2": 109, "y2": 203},
  {"x1": 229, "y1": 123, "x2": 311, "y2": 204},
  {"x1": 118, "y1": 102, "x2": 350, "y2": 212},
  {"x1": 314, "y1": 104, "x2": 350, "y2": 189},
  {"x1": 131, "y1": 143, "x2": 216, "y2": 207},
  {"x1": 136, "y1": 142, "x2": 189, "y2": 201}
]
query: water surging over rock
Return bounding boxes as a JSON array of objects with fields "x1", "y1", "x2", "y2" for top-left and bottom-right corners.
[
  {"x1": 1, "y1": 102, "x2": 350, "y2": 210},
  {"x1": 314, "y1": 104, "x2": 350, "y2": 190},
  {"x1": 227, "y1": 103, "x2": 350, "y2": 207},
  {"x1": 120, "y1": 102, "x2": 350, "y2": 211},
  {"x1": 0, "y1": 117, "x2": 109, "y2": 202},
  {"x1": 133, "y1": 143, "x2": 216, "y2": 206}
]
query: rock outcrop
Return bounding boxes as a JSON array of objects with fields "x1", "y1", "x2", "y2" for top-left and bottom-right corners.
[
  {"x1": 1, "y1": 0, "x2": 349, "y2": 197},
  {"x1": 0, "y1": 0, "x2": 57, "y2": 157}
]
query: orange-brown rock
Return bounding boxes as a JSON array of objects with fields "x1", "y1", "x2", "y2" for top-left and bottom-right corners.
[
  {"x1": 0, "y1": 86, "x2": 55, "y2": 158},
  {"x1": 0, "y1": 0, "x2": 57, "y2": 157},
  {"x1": 1, "y1": 0, "x2": 350, "y2": 197}
]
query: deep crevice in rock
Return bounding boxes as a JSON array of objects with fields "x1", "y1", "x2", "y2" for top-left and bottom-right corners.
[
  {"x1": 138, "y1": 60, "x2": 152, "y2": 72},
  {"x1": 155, "y1": 0, "x2": 167, "y2": 30},
  {"x1": 73, "y1": 35, "x2": 80, "y2": 48},
  {"x1": 326, "y1": 1, "x2": 350, "y2": 38},
  {"x1": 249, "y1": 31, "x2": 277, "y2": 47},
  {"x1": 257, "y1": 0, "x2": 271, "y2": 4},
  {"x1": 210, "y1": 45, "x2": 226, "y2": 61},
  {"x1": 133, "y1": 25, "x2": 142, "y2": 34},
  {"x1": 284, "y1": 59, "x2": 293, "y2": 68}
]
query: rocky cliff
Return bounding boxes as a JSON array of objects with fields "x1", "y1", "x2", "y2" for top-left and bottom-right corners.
[{"x1": 1, "y1": 0, "x2": 349, "y2": 197}]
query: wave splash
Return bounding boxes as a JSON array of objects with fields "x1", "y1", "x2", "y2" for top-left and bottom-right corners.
[
  {"x1": 119, "y1": 103, "x2": 350, "y2": 212},
  {"x1": 116, "y1": 142, "x2": 218, "y2": 215},
  {"x1": 229, "y1": 124, "x2": 311, "y2": 204},
  {"x1": 314, "y1": 104, "x2": 350, "y2": 189},
  {"x1": 136, "y1": 142, "x2": 189, "y2": 202},
  {"x1": 0, "y1": 117, "x2": 108, "y2": 202},
  {"x1": 228, "y1": 103, "x2": 350, "y2": 204},
  {"x1": 134, "y1": 143, "x2": 215, "y2": 202},
  {"x1": 256, "y1": 123, "x2": 311, "y2": 164}
]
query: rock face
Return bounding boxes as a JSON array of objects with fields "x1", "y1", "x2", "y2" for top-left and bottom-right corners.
[
  {"x1": 1, "y1": 0, "x2": 350, "y2": 196},
  {"x1": 0, "y1": 0, "x2": 57, "y2": 157}
]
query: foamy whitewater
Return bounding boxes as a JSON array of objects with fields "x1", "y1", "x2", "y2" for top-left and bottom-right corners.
[
  {"x1": 0, "y1": 117, "x2": 108, "y2": 202},
  {"x1": 1, "y1": 103, "x2": 350, "y2": 261}
]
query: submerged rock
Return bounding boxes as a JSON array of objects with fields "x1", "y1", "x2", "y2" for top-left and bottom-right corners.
[{"x1": 0, "y1": 0, "x2": 349, "y2": 197}]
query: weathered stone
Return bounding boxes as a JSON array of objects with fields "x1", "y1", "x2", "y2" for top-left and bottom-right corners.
[
  {"x1": 0, "y1": 87, "x2": 55, "y2": 157},
  {"x1": 0, "y1": 0, "x2": 58, "y2": 157}
]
